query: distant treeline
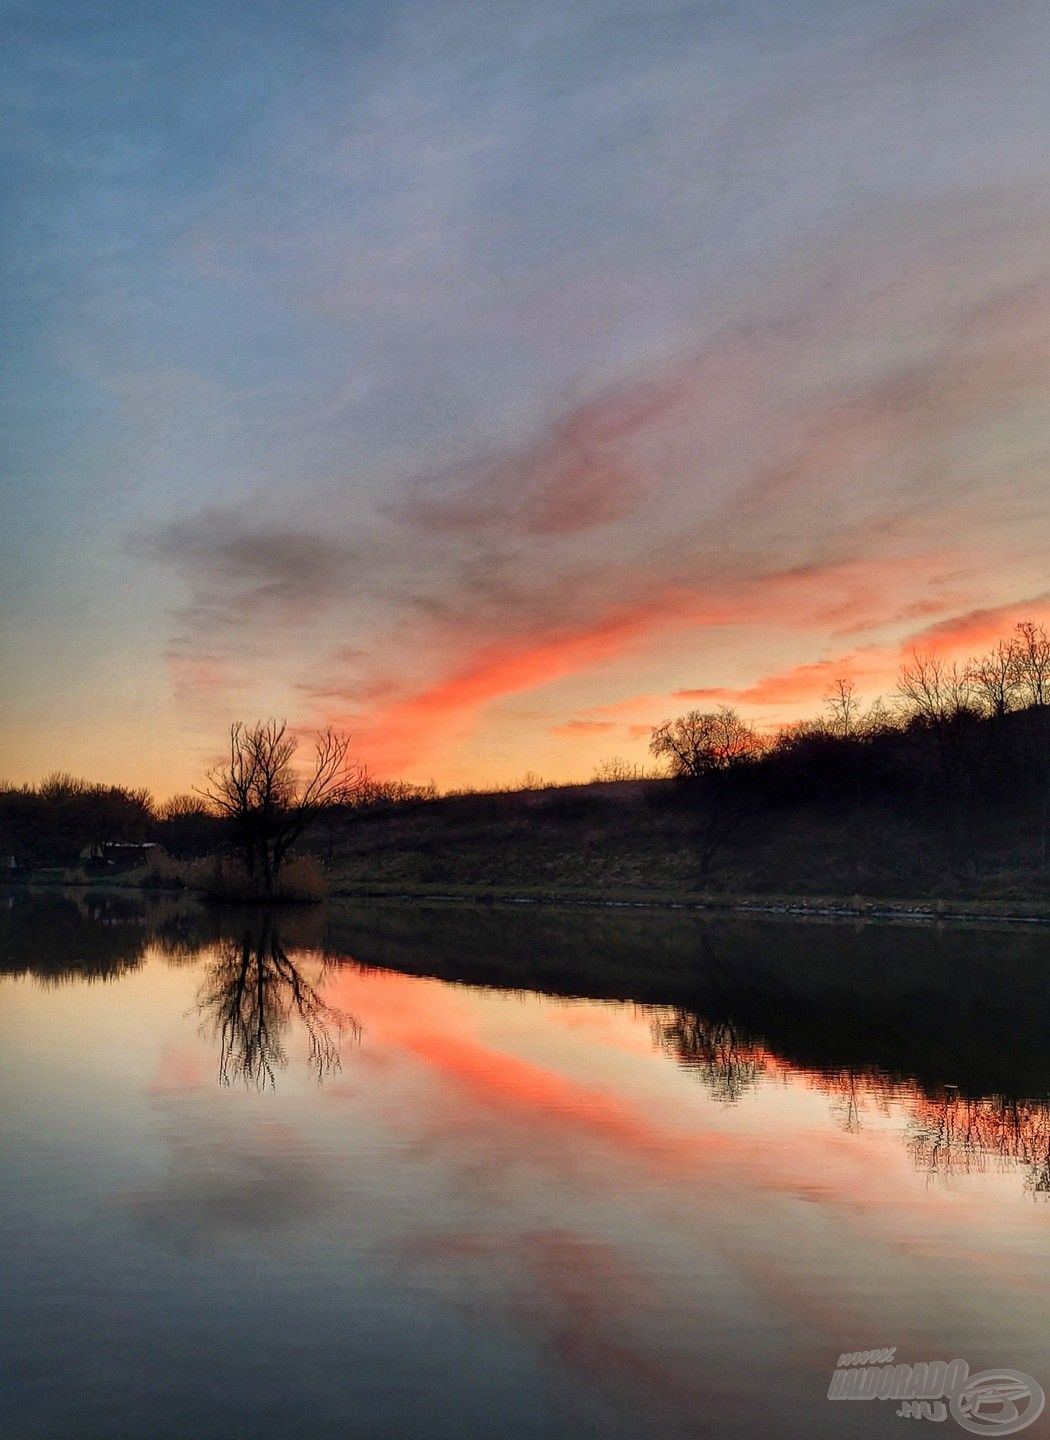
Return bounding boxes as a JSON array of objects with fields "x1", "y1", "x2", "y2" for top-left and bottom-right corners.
[
  {"x1": 638, "y1": 621, "x2": 1050, "y2": 872},
  {"x1": 0, "y1": 771, "x2": 435, "y2": 870},
  {"x1": 2, "y1": 621, "x2": 1048, "y2": 876},
  {"x1": 438, "y1": 620, "x2": 1049, "y2": 883}
]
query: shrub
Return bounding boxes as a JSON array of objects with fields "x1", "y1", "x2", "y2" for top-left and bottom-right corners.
[
  {"x1": 202, "y1": 854, "x2": 328, "y2": 904},
  {"x1": 140, "y1": 851, "x2": 195, "y2": 889}
]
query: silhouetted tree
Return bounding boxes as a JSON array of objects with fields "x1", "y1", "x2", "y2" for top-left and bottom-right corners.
[
  {"x1": 767, "y1": 683, "x2": 897, "y2": 805},
  {"x1": 1013, "y1": 622, "x2": 1050, "y2": 707},
  {"x1": 153, "y1": 793, "x2": 220, "y2": 859},
  {"x1": 897, "y1": 652, "x2": 978, "y2": 729},
  {"x1": 825, "y1": 678, "x2": 861, "y2": 738},
  {"x1": 896, "y1": 652, "x2": 983, "y2": 807},
  {"x1": 159, "y1": 793, "x2": 204, "y2": 821},
  {"x1": 1008, "y1": 623, "x2": 1050, "y2": 867},
  {"x1": 0, "y1": 774, "x2": 154, "y2": 867},
  {"x1": 649, "y1": 707, "x2": 759, "y2": 778},
  {"x1": 354, "y1": 777, "x2": 438, "y2": 808},
  {"x1": 969, "y1": 639, "x2": 1021, "y2": 719},
  {"x1": 200, "y1": 721, "x2": 366, "y2": 898},
  {"x1": 650, "y1": 708, "x2": 761, "y2": 876},
  {"x1": 591, "y1": 757, "x2": 650, "y2": 783}
]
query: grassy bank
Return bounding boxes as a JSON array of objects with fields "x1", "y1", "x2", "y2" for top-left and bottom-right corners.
[
  {"x1": 306, "y1": 778, "x2": 1050, "y2": 914},
  {"x1": 322, "y1": 884, "x2": 1050, "y2": 925},
  {"x1": 11, "y1": 774, "x2": 1050, "y2": 918}
]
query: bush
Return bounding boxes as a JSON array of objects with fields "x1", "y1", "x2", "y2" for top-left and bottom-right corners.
[
  {"x1": 140, "y1": 852, "x2": 199, "y2": 889},
  {"x1": 202, "y1": 854, "x2": 328, "y2": 904}
]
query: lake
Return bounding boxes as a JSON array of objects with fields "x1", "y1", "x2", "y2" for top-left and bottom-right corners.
[{"x1": 1, "y1": 893, "x2": 1047, "y2": 1439}]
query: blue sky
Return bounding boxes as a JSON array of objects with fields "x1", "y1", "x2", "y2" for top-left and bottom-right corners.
[{"x1": 2, "y1": 0, "x2": 1048, "y2": 790}]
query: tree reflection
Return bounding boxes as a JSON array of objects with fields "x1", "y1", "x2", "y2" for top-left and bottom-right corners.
[
  {"x1": 5, "y1": 892, "x2": 1049, "y2": 1190},
  {"x1": 655, "y1": 1003, "x2": 1050, "y2": 1196},
  {"x1": 906, "y1": 1090, "x2": 1050, "y2": 1195},
  {"x1": 197, "y1": 919, "x2": 358, "y2": 1087},
  {"x1": 652, "y1": 1011, "x2": 766, "y2": 1102}
]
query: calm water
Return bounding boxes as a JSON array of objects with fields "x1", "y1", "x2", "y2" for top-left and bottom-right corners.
[{"x1": 1, "y1": 894, "x2": 1047, "y2": 1440}]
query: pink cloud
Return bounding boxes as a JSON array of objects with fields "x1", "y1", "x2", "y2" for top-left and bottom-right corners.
[
  {"x1": 146, "y1": 191, "x2": 1050, "y2": 787},
  {"x1": 325, "y1": 552, "x2": 973, "y2": 772},
  {"x1": 670, "y1": 595, "x2": 1050, "y2": 712},
  {"x1": 909, "y1": 596, "x2": 1050, "y2": 656},
  {"x1": 549, "y1": 719, "x2": 616, "y2": 738}
]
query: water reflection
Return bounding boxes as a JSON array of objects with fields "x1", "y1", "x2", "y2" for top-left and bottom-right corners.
[
  {"x1": 0, "y1": 889, "x2": 153, "y2": 983},
  {"x1": 650, "y1": 1005, "x2": 1050, "y2": 1194},
  {"x1": 1, "y1": 890, "x2": 1048, "y2": 1192},
  {"x1": 651, "y1": 1012, "x2": 764, "y2": 1103},
  {"x1": 2, "y1": 890, "x2": 1048, "y2": 1440},
  {"x1": 197, "y1": 921, "x2": 358, "y2": 1087},
  {"x1": 907, "y1": 1091, "x2": 1050, "y2": 1196}
]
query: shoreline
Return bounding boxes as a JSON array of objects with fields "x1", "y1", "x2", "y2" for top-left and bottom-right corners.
[
  {"x1": 8, "y1": 875, "x2": 1050, "y2": 928},
  {"x1": 331, "y1": 884, "x2": 1050, "y2": 927}
]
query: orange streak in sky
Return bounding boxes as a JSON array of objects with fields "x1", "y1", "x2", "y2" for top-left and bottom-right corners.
[
  {"x1": 348, "y1": 590, "x2": 716, "y2": 771},
  {"x1": 338, "y1": 553, "x2": 971, "y2": 772}
]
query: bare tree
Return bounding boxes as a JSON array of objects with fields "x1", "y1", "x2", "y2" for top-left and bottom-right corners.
[
  {"x1": 199, "y1": 721, "x2": 366, "y2": 898},
  {"x1": 1010, "y1": 623, "x2": 1050, "y2": 867},
  {"x1": 896, "y1": 652, "x2": 984, "y2": 773},
  {"x1": 1012, "y1": 621, "x2": 1050, "y2": 707},
  {"x1": 896, "y1": 652, "x2": 977, "y2": 727},
  {"x1": 591, "y1": 756, "x2": 649, "y2": 783},
  {"x1": 968, "y1": 639, "x2": 1020, "y2": 719},
  {"x1": 649, "y1": 707, "x2": 760, "y2": 778},
  {"x1": 159, "y1": 792, "x2": 208, "y2": 822},
  {"x1": 355, "y1": 777, "x2": 438, "y2": 808},
  {"x1": 825, "y1": 677, "x2": 860, "y2": 738},
  {"x1": 896, "y1": 651, "x2": 992, "y2": 876},
  {"x1": 650, "y1": 708, "x2": 761, "y2": 877}
]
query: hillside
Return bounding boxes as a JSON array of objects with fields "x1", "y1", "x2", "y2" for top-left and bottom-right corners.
[{"x1": 306, "y1": 767, "x2": 1049, "y2": 908}]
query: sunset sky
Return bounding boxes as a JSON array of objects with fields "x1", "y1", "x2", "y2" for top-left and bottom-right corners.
[{"x1": 2, "y1": 0, "x2": 1048, "y2": 795}]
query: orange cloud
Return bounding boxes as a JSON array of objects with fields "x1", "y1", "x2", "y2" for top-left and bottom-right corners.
[
  {"x1": 549, "y1": 719, "x2": 616, "y2": 738},
  {"x1": 328, "y1": 553, "x2": 970, "y2": 772},
  {"x1": 339, "y1": 590, "x2": 716, "y2": 772},
  {"x1": 910, "y1": 597, "x2": 1050, "y2": 656},
  {"x1": 676, "y1": 649, "x2": 896, "y2": 709},
  {"x1": 673, "y1": 597, "x2": 1050, "y2": 713}
]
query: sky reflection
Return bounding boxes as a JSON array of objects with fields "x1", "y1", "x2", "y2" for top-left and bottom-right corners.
[{"x1": 0, "y1": 899, "x2": 1047, "y2": 1439}]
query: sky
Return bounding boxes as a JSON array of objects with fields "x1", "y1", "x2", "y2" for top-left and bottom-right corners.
[{"x1": 1, "y1": 0, "x2": 1048, "y2": 796}]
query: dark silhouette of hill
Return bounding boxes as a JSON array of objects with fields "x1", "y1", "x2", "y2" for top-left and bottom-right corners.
[
  {"x1": 4, "y1": 624, "x2": 1049, "y2": 905},
  {"x1": 288, "y1": 706, "x2": 1049, "y2": 903}
]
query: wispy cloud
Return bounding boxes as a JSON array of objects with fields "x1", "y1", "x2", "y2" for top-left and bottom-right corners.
[
  {"x1": 673, "y1": 595, "x2": 1050, "y2": 714},
  {"x1": 550, "y1": 719, "x2": 616, "y2": 738},
  {"x1": 391, "y1": 381, "x2": 682, "y2": 538},
  {"x1": 143, "y1": 512, "x2": 361, "y2": 632},
  {"x1": 143, "y1": 181, "x2": 1049, "y2": 778}
]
